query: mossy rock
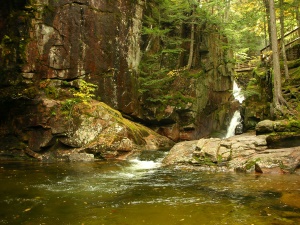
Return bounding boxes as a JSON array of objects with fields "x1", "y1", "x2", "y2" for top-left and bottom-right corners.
[{"x1": 266, "y1": 132, "x2": 300, "y2": 149}]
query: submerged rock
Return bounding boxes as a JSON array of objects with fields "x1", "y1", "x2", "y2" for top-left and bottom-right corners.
[{"x1": 68, "y1": 153, "x2": 94, "y2": 162}]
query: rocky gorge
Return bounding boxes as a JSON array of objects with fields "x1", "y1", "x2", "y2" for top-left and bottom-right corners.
[
  {"x1": 0, "y1": 0, "x2": 299, "y2": 172},
  {"x1": 0, "y1": 0, "x2": 234, "y2": 161}
]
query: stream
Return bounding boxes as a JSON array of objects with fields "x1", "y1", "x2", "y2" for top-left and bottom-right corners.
[{"x1": 1, "y1": 150, "x2": 300, "y2": 225}]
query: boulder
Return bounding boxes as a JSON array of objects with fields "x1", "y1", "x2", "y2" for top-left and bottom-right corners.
[
  {"x1": 235, "y1": 122, "x2": 243, "y2": 135},
  {"x1": 256, "y1": 119, "x2": 300, "y2": 134},
  {"x1": 196, "y1": 138, "x2": 221, "y2": 162},
  {"x1": 0, "y1": 98, "x2": 174, "y2": 161},
  {"x1": 162, "y1": 141, "x2": 198, "y2": 166},
  {"x1": 255, "y1": 120, "x2": 274, "y2": 134}
]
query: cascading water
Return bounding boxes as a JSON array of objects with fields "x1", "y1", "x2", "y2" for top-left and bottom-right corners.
[
  {"x1": 225, "y1": 110, "x2": 242, "y2": 138},
  {"x1": 232, "y1": 80, "x2": 245, "y2": 103},
  {"x1": 225, "y1": 81, "x2": 244, "y2": 138}
]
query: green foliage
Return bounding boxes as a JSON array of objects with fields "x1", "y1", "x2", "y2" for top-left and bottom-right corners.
[
  {"x1": 288, "y1": 58, "x2": 300, "y2": 69},
  {"x1": 44, "y1": 86, "x2": 59, "y2": 99},
  {"x1": 242, "y1": 78, "x2": 261, "y2": 99},
  {"x1": 245, "y1": 158, "x2": 261, "y2": 170},
  {"x1": 60, "y1": 80, "x2": 97, "y2": 118},
  {"x1": 193, "y1": 155, "x2": 216, "y2": 167},
  {"x1": 73, "y1": 80, "x2": 98, "y2": 104},
  {"x1": 61, "y1": 98, "x2": 80, "y2": 112},
  {"x1": 1, "y1": 35, "x2": 14, "y2": 60},
  {"x1": 61, "y1": 98, "x2": 80, "y2": 119},
  {"x1": 242, "y1": 89, "x2": 261, "y2": 99}
]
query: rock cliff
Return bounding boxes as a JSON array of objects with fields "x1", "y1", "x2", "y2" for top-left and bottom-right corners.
[
  {"x1": 0, "y1": 0, "x2": 234, "y2": 160},
  {"x1": 1, "y1": 0, "x2": 143, "y2": 114}
]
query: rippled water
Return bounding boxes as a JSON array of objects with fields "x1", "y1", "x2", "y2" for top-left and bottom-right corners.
[{"x1": 1, "y1": 151, "x2": 300, "y2": 225}]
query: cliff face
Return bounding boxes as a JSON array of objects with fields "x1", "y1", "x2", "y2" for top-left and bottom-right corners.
[
  {"x1": 138, "y1": 3, "x2": 234, "y2": 140},
  {"x1": 1, "y1": 0, "x2": 143, "y2": 114},
  {"x1": 0, "y1": 0, "x2": 234, "y2": 159}
]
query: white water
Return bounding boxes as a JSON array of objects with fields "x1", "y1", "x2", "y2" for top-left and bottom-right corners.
[
  {"x1": 225, "y1": 110, "x2": 242, "y2": 138},
  {"x1": 233, "y1": 81, "x2": 245, "y2": 103},
  {"x1": 225, "y1": 81, "x2": 244, "y2": 138},
  {"x1": 129, "y1": 159, "x2": 161, "y2": 170}
]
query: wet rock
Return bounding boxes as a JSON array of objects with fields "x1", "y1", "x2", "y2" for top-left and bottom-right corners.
[
  {"x1": 235, "y1": 122, "x2": 243, "y2": 135},
  {"x1": 68, "y1": 153, "x2": 94, "y2": 162}
]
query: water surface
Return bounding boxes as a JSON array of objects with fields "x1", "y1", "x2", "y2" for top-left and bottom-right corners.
[{"x1": 1, "y1": 151, "x2": 300, "y2": 225}]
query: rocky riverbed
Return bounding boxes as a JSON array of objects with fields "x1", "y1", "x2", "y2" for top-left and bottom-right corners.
[{"x1": 162, "y1": 120, "x2": 300, "y2": 174}]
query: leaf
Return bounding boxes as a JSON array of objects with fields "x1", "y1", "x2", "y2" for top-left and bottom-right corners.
[{"x1": 23, "y1": 208, "x2": 32, "y2": 212}]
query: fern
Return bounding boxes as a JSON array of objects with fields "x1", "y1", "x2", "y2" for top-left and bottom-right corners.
[{"x1": 73, "y1": 80, "x2": 98, "y2": 104}]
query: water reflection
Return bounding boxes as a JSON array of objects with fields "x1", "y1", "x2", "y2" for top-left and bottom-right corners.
[{"x1": 0, "y1": 154, "x2": 300, "y2": 225}]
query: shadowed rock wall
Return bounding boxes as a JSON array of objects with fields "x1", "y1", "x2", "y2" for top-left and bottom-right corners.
[
  {"x1": 0, "y1": 0, "x2": 234, "y2": 160},
  {"x1": 21, "y1": 0, "x2": 143, "y2": 115}
]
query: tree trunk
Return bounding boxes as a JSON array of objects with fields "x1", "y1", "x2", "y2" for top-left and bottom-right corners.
[
  {"x1": 263, "y1": 0, "x2": 272, "y2": 48},
  {"x1": 224, "y1": 0, "x2": 231, "y2": 22},
  {"x1": 187, "y1": 4, "x2": 196, "y2": 70},
  {"x1": 264, "y1": 13, "x2": 268, "y2": 47},
  {"x1": 280, "y1": 0, "x2": 289, "y2": 79},
  {"x1": 295, "y1": 0, "x2": 300, "y2": 37},
  {"x1": 269, "y1": 0, "x2": 287, "y2": 111},
  {"x1": 177, "y1": 23, "x2": 185, "y2": 68}
]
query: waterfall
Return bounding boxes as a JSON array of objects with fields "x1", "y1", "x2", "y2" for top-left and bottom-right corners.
[
  {"x1": 225, "y1": 81, "x2": 244, "y2": 138},
  {"x1": 233, "y1": 81, "x2": 245, "y2": 103},
  {"x1": 225, "y1": 111, "x2": 242, "y2": 138}
]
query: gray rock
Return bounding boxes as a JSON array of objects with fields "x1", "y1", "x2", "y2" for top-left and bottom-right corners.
[
  {"x1": 256, "y1": 120, "x2": 274, "y2": 134},
  {"x1": 235, "y1": 122, "x2": 243, "y2": 135}
]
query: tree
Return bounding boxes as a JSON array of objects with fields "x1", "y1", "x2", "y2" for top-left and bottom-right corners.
[
  {"x1": 269, "y1": 0, "x2": 287, "y2": 112},
  {"x1": 186, "y1": 1, "x2": 196, "y2": 69},
  {"x1": 263, "y1": 0, "x2": 272, "y2": 47},
  {"x1": 279, "y1": 0, "x2": 289, "y2": 80},
  {"x1": 295, "y1": 0, "x2": 300, "y2": 36}
]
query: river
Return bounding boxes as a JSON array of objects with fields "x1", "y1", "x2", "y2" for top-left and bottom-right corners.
[{"x1": 0, "y1": 151, "x2": 300, "y2": 225}]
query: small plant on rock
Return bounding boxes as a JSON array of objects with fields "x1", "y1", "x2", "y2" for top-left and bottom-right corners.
[
  {"x1": 73, "y1": 80, "x2": 98, "y2": 104},
  {"x1": 61, "y1": 80, "x2": 98, "y2": 119}
]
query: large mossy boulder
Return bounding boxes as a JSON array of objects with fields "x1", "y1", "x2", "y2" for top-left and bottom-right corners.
[
  {"x1": 0, "y1": 98, "x2": 174, "y2": 161},
  {"x1": 255, "y1": 119, "x2": 300, "y2": 149}
]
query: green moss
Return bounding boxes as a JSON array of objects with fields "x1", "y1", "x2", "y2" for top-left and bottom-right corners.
[
  {"x1": 23, "y1": 87, "x2": 38, "y2": 98},
  {"x1": 287, "y1": 120, "x2": 300, "y2": 131},
  {"x1": 253, "y1": 67, "x2": 266, "y2": 77},
  {"x1": 192, "y1": 155, "x2": 216, "y2": 167},
  {"x1": 245, "y1": 158, "x2": 260, "y2": 170},
  {"x1": 44, "y1": 86, "x2": 59, "y2": 99},
  {"x1": 288, "y1": 59, "x2": 300, "y2": 69}
]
